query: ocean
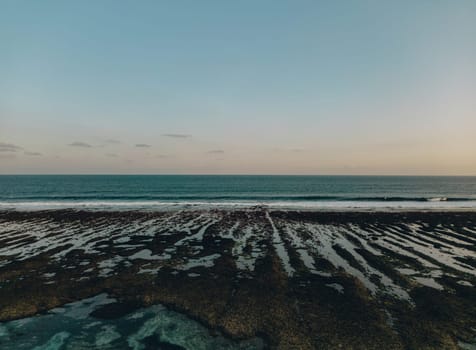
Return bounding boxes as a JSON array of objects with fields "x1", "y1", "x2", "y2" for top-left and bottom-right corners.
[
  {"x1": 1, "y1": 175, "x2": 476, "y2": 210},
  {"x1": 1, "y1": 176, "x2": 476, "y2": 348}
]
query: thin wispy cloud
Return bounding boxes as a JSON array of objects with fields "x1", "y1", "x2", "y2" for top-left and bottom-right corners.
[
  {"x1": 0, "y1": 142, "x2": 23, "y2": 152},
  {"x1": 135, "y1": 144, "x2": 151, "y2": 148},
  {"x1": 162, "y1": 134, "x2": 191, "y2": 139},
  {"x1": 24, "y1": 151, "x2": 42, "y2": 156},
  {"x1": 69, "y1": 142, "x2": 93, "y2": 148},
  {"x1": 207, "y1": 150, "x2": 225, "y2": 154}
]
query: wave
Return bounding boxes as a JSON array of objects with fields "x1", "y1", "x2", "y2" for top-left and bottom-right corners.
[
  {"x1": 351, "y1": 196, "x2": 471, "y2": 202},
  {"x1": 1, "y1": 199, "x2": 476, "y2": 210}
]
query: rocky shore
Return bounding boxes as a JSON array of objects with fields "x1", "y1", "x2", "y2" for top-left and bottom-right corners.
[{"x1": 0, "y1": 209, "x2": 475, "y2": 349}]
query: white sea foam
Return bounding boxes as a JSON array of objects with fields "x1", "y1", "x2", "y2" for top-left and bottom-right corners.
[{"x1": 2, "y1": 199, "x2": 476, "y2": 211}]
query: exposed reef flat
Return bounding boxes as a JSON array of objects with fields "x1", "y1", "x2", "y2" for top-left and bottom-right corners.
[{"x1": 0, "y1": 209, "x2": 475, "y2": 349}]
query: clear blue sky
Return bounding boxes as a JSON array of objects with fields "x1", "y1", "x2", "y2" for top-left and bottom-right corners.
[{"x1": 1, "y1": 1, "x2": 475, "y2": 174}]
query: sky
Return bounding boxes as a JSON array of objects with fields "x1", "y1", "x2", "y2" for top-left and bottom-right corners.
[{"x1": 1, "y1": 0, "x2": 475, "y2": 175}]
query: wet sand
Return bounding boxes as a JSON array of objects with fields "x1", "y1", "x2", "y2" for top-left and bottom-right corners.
[{"x1": 0, "y1": 209, "x2": 475, "y2": 349}]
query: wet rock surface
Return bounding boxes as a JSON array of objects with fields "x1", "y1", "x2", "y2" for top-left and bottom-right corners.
[{"x1": 0, "y1": 209, "x2": 475, "y2": 349}]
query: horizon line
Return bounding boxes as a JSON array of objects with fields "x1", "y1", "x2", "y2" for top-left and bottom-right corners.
[{"x1": 1, "y1": 174, "x2": 476, "y2": 177}]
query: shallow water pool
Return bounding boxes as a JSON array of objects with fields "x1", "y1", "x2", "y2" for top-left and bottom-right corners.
[{"x1": 0, "y1": 294, "x2": 264, "y2": 350}]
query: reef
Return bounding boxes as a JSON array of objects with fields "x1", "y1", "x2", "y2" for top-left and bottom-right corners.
[{"x1": 0, "y1": 209, "x2": 475, "y2": 349}]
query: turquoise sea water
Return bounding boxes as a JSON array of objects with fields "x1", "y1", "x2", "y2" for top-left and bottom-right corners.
[
  {"x1": 1, "y1": 175, "x2": 476, "y2": 210},
  {"x1": 0, "y1": 294, "x2": 264, "y2": 350}
]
